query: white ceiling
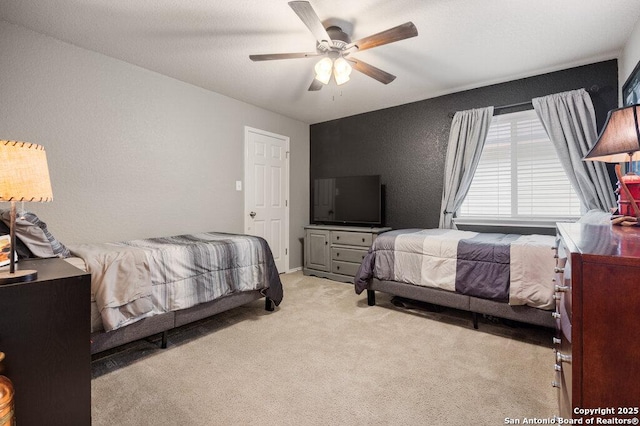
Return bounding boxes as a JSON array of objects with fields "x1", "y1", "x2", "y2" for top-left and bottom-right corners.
[{"x1": 1, "y1": 0, "x2": 639, "y2": 124}]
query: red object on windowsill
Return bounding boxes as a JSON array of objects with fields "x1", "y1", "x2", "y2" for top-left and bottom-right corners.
[{"x1": 618, "y1": 173, "x2": 640, "y2": 217}]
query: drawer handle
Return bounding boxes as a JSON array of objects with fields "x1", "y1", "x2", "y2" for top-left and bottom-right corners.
[
  {"x1": 362, "y1": 238, "x2": 365, "y2": 242},
  {"x1": 552, "y1": 337, "x2": 561, "y2": 345},
  {"x1": 336, "y1": 236, "x2": 340, "y2": 240},
  {"x1": 553, "y1": 294, "x2": 562, "y2": 301},
  {"x1": 552, "y1": 312, "x2": 561, "y2": 319},
  {"x1": 554, "y1": 364, "x2": 562, "y2": 372},
  {"x1": 556, "y1": 351, "x2": 572, "y2": 364},
  {"x1": 554, "y1": 267, "x2": 565, "y2": 273},
  {"x1": 336, "y1": 253, "x2": 339, "y2": 257},
  {"x1": 336, "y1": 266, "x2": 340, "y2": 270},
  {"x1": 555, "y1": 285, "x2": 570, "y2": 293},
  {"x1": 551, "y1": 381, "x2": 561, "y2": 388}
]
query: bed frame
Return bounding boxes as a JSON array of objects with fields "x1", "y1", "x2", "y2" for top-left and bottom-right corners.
[
  {"x1": 91, "y1": 292, "x2": 274, "y2": 354},
  {"x1": 367, "y1": 278, "x2": 556, "y2": 329}
]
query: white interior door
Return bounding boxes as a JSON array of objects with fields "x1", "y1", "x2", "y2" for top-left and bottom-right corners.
[{"x1": 244, "y1": 127, "x2": 289, "y2": 273}]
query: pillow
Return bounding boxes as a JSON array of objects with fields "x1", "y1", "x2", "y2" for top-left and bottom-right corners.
[
  {"x1": 0, "y1": 210, "x2": 71, "y2": 258},
  {"x1": 0, "y1": 218, "x2": 34, "y2": 259},
  {"x1": 577, "y1": 209, "x2": 612, "y2": 225}
]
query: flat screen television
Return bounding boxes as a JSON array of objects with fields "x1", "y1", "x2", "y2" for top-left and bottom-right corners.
[{"x1": 312, "y1": 175, "x2": 383, "y2": 226}]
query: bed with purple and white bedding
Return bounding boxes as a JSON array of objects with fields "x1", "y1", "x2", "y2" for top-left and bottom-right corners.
[
  {"x1": 354, "y1": 229, "x2": 557, "y2": 328},
  {"x1": 67, "y1": 232, "x2": 283, "y2": 353}
]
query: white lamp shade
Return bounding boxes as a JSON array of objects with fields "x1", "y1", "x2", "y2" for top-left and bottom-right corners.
[
  {"x1": 314, "y1": 58, "x2": 333, "y2": 85},
  {"x1": 333, "y1": 57, "x2": 352, "y2": 85},
  {"x1": 0, "y1": 140, "x2": 53, "y2": 202}
]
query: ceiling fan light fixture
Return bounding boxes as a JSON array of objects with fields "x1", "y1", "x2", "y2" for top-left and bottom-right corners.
[
  {"x1": 333, "y1": 57, "x2": 352, "y2": 85},
  {"x1": 314, "y1": 57, "x2": 333, "y2": 84},
  {"x1": 249, "y1": 2, "x2": 417, "y2": 91}
]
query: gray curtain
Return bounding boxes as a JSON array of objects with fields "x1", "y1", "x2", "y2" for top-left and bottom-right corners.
[
  {"x1": 439, "y1": 106, "x2": 494, "y2": 229},
  {"x1": 532, "y1": 89, "x2": 615, "y2": 212}
]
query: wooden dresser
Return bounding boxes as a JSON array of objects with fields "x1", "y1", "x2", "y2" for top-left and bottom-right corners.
[
  {"x1": 303, "y1": 225, "x2": 391, "y2": 283},
  {"x1": 554, "y1": 222, "x2": 640, "y2": 420}
]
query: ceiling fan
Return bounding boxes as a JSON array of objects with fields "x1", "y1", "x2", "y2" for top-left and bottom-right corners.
[{"x1": 249, "y1": 1, "x2": 418, "y2": 91}]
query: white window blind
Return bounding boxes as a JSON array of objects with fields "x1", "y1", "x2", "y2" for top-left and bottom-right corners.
[{"x1": 458, "y1": 109, "x2": 581, "y2": 221}]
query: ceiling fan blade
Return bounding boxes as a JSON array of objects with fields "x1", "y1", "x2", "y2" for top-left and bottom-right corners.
[
  {"x1": 288, "y1": 1, "x2": 333, "y2": 46},
  {"x1": 308, "y1": 79, "x2": 323, "y2": 91},
  {"x1": 250, "y1": 52, "x2": 321, "y2": 61},
  {"x1": 345, "y1": 22, "x2": 418, "y2": 52},
  {"x1": 346, "y1": 58, "x2": 396, "y2": 84}
]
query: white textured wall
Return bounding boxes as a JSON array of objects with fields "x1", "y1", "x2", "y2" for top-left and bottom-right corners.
[
  {"x1": 0, "y1": 20, "x2": 309, "y2": 269},
  {"x1": 620, "y1": 17, "x2": 640, "y2": 105}
]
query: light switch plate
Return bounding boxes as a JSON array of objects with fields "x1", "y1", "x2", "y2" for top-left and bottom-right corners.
[{"x1": 235, "y1": 181, "x2": 242, "y2": 191}]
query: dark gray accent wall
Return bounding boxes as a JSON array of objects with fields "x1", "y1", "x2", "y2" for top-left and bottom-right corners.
[{"x1": 310, "y1": 60, "x2": 618, "y2": 230}]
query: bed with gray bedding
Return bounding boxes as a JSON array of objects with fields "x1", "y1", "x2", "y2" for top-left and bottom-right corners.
[
  {"x1": 67, "y1": 232, "x2": 283, "y2": 354},
  {"x1": 354, "y1": 229, "x2": 557, "y2": 328}
]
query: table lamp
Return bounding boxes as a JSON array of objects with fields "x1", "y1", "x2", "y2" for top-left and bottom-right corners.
[
  {"x1": 583, "y1": 104, "x2": 640, "y2": 222},
  {"x1": 0, "y1": 140, "x2": 53, "y2": 284}
]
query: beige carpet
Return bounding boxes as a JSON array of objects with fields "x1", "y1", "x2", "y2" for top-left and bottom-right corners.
[{"x1": 91, "y1": 271, "x2": 557, "y2": 425}]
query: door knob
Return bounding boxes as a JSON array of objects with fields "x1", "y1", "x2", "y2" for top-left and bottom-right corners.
[{"x1": 249, "y1": 211, "x2": 256, "y2": 218}]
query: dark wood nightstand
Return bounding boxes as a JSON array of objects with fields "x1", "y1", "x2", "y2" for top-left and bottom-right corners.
[{"x1": 0, "y1": 257, "x2": 91, "y2": 425}]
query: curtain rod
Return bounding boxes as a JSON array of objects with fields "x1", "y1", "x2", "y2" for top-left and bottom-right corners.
[
  {"x1": 494, "y1": 100, "x2": 532, "y2": 111},
  {"x1": 447, "y1": 85, "x2": 603, "y2": 119}
]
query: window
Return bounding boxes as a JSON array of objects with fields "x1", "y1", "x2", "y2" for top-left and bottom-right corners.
[{"x1": 458, "y1": 109, "x2": 581, "y2": 223}]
